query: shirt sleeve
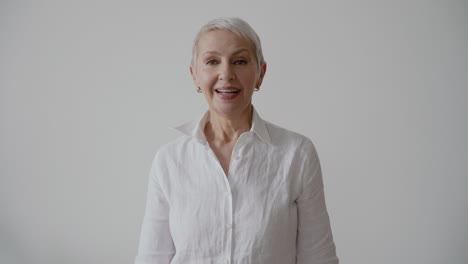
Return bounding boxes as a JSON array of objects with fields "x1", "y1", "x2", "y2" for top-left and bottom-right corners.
[
  {"x1": 296, "y1": 143, "x2": 339, "y2": 264},
  {"x1": 135, "y1": 152, "x2": 175, "y2": 264}
]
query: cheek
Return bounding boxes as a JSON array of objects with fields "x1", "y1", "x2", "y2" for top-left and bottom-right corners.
[
  {"x1": 198, "y1": 70, "x2": 217, "y2": 87},
  {"x1": 241, "y1": 72, "x2": 259, "y2": 87}
]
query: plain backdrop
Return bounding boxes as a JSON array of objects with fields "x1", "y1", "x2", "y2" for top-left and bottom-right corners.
[{"x1": 1, "y1": 1, "x2": 467, "y2": 263}]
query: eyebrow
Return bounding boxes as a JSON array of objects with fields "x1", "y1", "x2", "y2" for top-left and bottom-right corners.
[{"x1": 202, "y1": 48, "x2": 250, "y2": 57}]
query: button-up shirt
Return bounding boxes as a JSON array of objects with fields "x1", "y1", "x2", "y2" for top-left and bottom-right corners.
[{"x1": 135, "y1": 106, "x2": 338, "y2": 264}]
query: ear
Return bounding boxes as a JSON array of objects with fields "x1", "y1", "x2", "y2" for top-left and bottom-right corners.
[
  {"x1": 190, "y1": 65, "x2": 198, "y2": 86},
  {"x1": 255, "y1": 63, "x2": 267, "y2": 88}
]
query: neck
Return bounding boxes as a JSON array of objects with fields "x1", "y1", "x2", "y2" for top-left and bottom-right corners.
[{"x1": 205, "y1": 105, "x2": 253, "y2": 144}]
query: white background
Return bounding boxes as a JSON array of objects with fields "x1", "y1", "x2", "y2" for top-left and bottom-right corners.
[{"x1": 1, "y1": 1, "x2": 467, "y2": 263}]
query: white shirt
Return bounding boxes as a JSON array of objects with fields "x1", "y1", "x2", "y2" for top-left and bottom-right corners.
[{"x1": 135, "y1": 106, "x2": 338, "y2": 264}]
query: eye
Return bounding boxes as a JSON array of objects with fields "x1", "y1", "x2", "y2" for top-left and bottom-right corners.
[
  {"x1": 234, "y1": 59, "x2": 248, "y2": 65},
  {"x1": 206, "y1": 59, "x2": 218, "y2": 65}
]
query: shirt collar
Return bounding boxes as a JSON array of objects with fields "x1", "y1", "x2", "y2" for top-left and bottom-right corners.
[{"x1": 171, "y1": 105, "x2": 272, "y2": 145}]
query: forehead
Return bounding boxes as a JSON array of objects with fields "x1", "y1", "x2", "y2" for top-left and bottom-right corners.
[{"x1": 197, "y1": 29, "x2": 254, "y2": 55}]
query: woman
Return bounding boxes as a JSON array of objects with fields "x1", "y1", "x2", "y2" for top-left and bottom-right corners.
[{"x1": 135, "y1": 17, "x2": 338, "y2": 264}]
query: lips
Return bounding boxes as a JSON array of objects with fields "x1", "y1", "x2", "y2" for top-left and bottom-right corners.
[
  {"x1": 215, "y1": 87, "x2": 241, "y2": 100},
  {"x1": 215, "y1": 88, "x2": 240, "y2": 94}
]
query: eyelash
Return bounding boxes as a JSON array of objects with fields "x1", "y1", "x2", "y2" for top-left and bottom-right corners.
[
  {"x1": 205, "y1": 59, "x2": 248, "y2": 65},
  {"x1": 234, "y1": 59, "x2": 248, "y2": 65}
]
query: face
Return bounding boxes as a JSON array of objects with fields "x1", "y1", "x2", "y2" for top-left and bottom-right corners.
[{"x1": 190, "y1": 29, "x2": 266, "y2": 117}]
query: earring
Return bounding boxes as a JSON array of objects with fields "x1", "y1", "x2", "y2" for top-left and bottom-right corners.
[
  {"x1": 197, "y1": 87, "x2": 202, "y2": 93},
  {"x1": 254, "y1": 87, "x2": 260, "y2": 91}
]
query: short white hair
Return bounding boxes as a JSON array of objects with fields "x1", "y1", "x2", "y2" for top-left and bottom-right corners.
[{"x1": 191, "y1": 17, "x2": 265, "y2": 70}]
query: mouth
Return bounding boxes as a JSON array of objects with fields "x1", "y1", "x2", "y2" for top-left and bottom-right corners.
[
  {"x1": 214, "y1": 87, "x2": 241, "y2": 100},
  {"x1": 215, "y1": 88, "x2": 240, "y2": 94}
]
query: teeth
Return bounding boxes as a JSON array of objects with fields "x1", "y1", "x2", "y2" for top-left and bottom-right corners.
[{"x1": 216, "y1": 89, "x2": 239, "y2": 93}]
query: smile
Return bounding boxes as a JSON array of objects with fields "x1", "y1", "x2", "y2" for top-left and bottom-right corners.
[
  {"x1": 215, "y1": 88, "x2": 241, "y2": 100},
  {"x1": 215, "y1": 89, "x2": 240, "y2": 94}
]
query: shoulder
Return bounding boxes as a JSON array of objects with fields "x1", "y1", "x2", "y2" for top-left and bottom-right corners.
[{"x1": 264, "y1": 120, "x2": 319, "y2": 158}]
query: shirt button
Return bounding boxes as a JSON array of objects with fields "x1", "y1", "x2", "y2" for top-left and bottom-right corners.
[{"x1": 226, "y1": 223, "x2": 232, "y2": 229}]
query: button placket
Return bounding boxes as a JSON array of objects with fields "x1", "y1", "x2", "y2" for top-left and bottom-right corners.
[
  {"x1": 204, "y1": 135, "x2": 246, "y2": 263},
  {"x1": 223, "y1": 136, "x2": 250, "y2": 262},
  {"x1": 222, "y1": 168, "x2": 233, "y2": 263},
  {"x1": 225, "y1": 186, "x2": 233, "y2": 263},
  {"x1": 203, "y1": 141, "x2": 234, "y2": 260}
]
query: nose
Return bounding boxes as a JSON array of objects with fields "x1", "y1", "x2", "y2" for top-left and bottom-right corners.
[{"x1": 218, "y1": 63, "x2": 235, "y2": 81}]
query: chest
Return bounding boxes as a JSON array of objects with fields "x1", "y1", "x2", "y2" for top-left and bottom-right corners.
[
  {"x1": 164, "y1": 138, "x2": 303, "y2": 199},
  {"x1": 163, "y1": 141, "x2": 302, "y2": 258}
]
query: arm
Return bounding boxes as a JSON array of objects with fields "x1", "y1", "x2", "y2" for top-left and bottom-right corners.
[
  {"x1": 135, "y1": 153, "x2": 175, "y2": 264},
  {"x1": 296, "y1": 146, "x2": 339, "y2": 264}
]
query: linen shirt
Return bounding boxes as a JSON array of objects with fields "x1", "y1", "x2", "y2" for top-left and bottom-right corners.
[{"x1": 135, "y1": 106, "x2": 338, "y2": 264}]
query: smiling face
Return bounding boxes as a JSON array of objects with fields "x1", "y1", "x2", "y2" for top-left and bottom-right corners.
[{"x1": 190, "y1": 29, "x2": 266, "y2": 117}]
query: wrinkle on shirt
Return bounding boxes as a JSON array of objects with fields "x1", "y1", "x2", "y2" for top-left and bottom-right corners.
[{"x1": 135, "y1": 105, "x2": 338, "y2": 264}]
